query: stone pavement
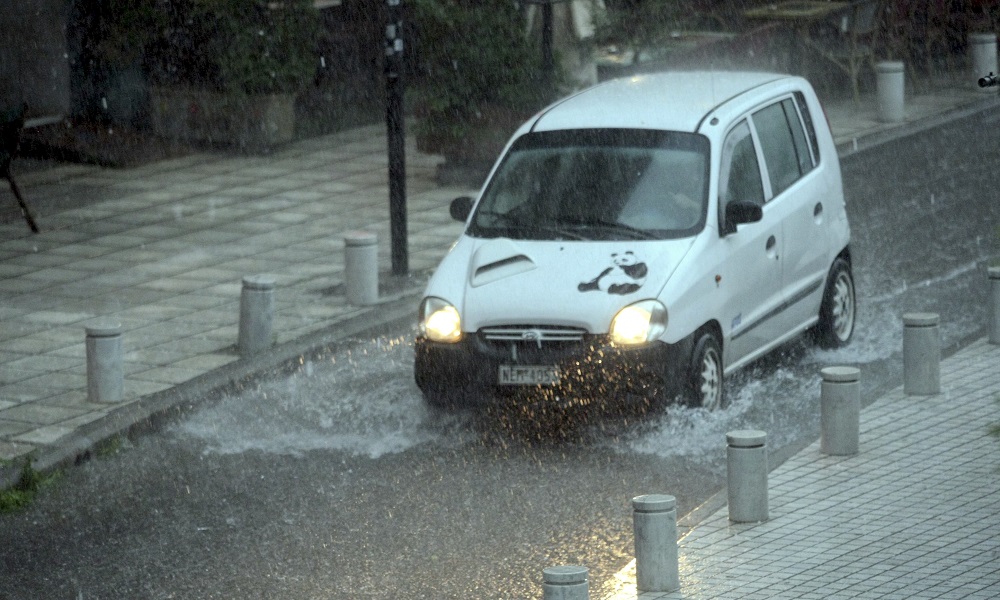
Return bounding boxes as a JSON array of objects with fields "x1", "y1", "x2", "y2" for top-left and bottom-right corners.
[
  {"x1": 1, "y1": 68, "x2": 999, "y2": 596},
  {"x1": 599, "y1": 338, "x2": 1000, "y2": 599},
  {"x1": 0, "y1": 125, "x2": 475, "y2": 476}
]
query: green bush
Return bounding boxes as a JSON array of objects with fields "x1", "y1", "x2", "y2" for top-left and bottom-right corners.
[
  {"x1": 411, "y1": 0, "x2": 562, "y2": 141},
  {"x1": 93, "y1": 0, "x2": 164, "y2": 67},
  {"x1": 112, "y1": 0, "x2": 320, "y2": 95}
]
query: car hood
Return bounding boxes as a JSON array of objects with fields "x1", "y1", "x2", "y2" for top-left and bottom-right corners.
[{"x1": 430, "y1": 236, "x2": 695, "y2": 333}]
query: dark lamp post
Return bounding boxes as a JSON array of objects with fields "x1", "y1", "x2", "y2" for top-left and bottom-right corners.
[
  {"x1": 524, "y1": 0, "x2": 569, "y2": 88},
  {"x1": 384, "y1": 0, "x2": 407, "y2": 275}
]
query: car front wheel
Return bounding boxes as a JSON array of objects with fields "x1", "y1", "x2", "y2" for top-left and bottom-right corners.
[
  {"x1": 814, "y1": 258, "x2": 856, "y2": 349},
  {"x1": 686, "y1": 331, "x2": 725, "y2": 410}
]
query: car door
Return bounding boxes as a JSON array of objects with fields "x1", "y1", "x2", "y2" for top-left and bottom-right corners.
[
  {"x1": 717, "y1": 119, "x2": 784, "y2": 368},
  {"x1": 751, "y1": 94, "x2": 830, "y2": 337}
]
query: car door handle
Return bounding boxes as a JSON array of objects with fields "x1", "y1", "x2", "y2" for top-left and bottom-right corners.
[
  {"x1": 765, "y1": 235, "x2": 779, "y2": 259},
  {"x1": 814, "y1": 202, "x2": 823, "y2": 217}
]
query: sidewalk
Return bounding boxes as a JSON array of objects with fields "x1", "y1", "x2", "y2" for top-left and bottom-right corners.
[
  {"x1": 0, "y1": 125, "x2": 477, "y2": 477},
  {"x1": 599, "y1": 338, "x2": 1000, "y2": 599},
  {"x1": 1, "y1": 69, "x2": 999, "y2": 596}
]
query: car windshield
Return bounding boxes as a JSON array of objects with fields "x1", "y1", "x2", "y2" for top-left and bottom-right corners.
[{"x1": 468, "y1": 129, "x2": 709, "y2": 240}]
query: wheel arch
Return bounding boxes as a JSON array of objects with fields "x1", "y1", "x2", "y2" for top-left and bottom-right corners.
[
  {"x1": 693, "y1": 319, "x2": 725, "y2": 366},
  {"x1": 835, "y1": 244, "x2": 852, "y2": 267},
  {"x1": 695, "y1": 319, "x2": 724, "y2": 346}
]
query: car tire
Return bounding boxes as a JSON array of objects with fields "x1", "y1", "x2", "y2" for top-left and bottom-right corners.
[
  {"x1": 813, "y1": 257, "x2": 856, "y2": 349},
  {"x1": 686, "y1": 330, "x2": 725, "y2": 410}
]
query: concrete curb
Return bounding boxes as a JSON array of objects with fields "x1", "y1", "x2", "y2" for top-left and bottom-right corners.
[
  {"x1": 835, "y1": 93, "x2": 1000, "y2": 157},
  {"x1": 0, "y1": 287, "x2": 423, "y2": 491}
]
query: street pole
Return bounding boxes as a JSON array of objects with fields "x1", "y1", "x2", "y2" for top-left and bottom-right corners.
[
  {"x1": 541, "y1": 0, "x2": 554, "y2": 88},
  {"x1": 384, "y1": 0, "x2": 408, "y2": 275}
]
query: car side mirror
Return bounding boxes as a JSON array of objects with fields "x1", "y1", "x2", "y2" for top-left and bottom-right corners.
[
  {"x1": 450, "y1": 196, "x2": 473, "y2": 222},
  {"x1": 723, "y1": 200, "x2": 763, "y2": 235}
]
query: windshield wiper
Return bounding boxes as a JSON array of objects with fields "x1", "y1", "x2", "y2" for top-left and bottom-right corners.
[
  {"x1": 533, "y1": 223, "x2": 588, "y2": 240},
  {"x1": 472, "y1": 210, "x2": 589, "y2": 240},
  {"x1": 559, "y1": 216, "x2": 660, "y2": 240}
]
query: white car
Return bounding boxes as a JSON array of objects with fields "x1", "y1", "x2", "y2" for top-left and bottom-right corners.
[{"x1": 415, "y1": 71, "x2": 855, "y2": 411}]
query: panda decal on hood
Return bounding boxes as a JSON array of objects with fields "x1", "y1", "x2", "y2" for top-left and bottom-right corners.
[{"x1": 578, "y1": 251, "x2": 648, "y2": 295}]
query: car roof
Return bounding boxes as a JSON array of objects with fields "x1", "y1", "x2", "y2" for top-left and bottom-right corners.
[{"x1": 528, "y1": 71, "x2": 791, "y2": 134}]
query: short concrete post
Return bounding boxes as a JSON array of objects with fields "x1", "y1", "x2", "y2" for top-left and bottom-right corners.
[
  {"x1": 632, "y1": 494, "x2": 679, "y2": 593},
  {"x1": 542, "y1": 565, "x2": 588, "y2": 600},
  {"x1": 820, "y1": 366, "x2": 860, "y2": 456},
  {"x1": 989, "y1": 267, "x2": 1000, "y2": 345},
  {"x1": 238, "y1": 275, "x2": 275, "y2": 356},
  {"x1": 727, "y1": 430, "x2": 768, "y2": 523},
  {"x1": 903, "y1": 312, "x2": 940, "y2": 395},
  {"x1": 970, "y1": 33, "x2": 998, "y2": 92},
  {"x1": 86, "y1": 322, "x2": 123, "y2": 403},
  {"x1": 344, "y1": 230, "x2": 378, "y2": 305},
  {"x1": 876, "y1": 61, "x2": 905, "y2": 122}
]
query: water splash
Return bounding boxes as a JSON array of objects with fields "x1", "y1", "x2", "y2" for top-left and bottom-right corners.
[
  {"x1": 618, "y1": 366, "x2": 821, "y2": 471},
  {"x1": 172, "y1": 334, "x2": 473, "y2": 458}
]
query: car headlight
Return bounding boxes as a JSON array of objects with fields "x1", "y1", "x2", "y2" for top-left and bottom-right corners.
[
  {"x1": 419, "y1": 297, "x2": 462, "y2": 343},
  {"x1": 610, "y1": 300, "x2": 668, "y2": 345}
]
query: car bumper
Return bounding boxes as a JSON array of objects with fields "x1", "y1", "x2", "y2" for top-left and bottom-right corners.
[{"x1": 414, "y1": 332, "x2": 692, "y2": 407}]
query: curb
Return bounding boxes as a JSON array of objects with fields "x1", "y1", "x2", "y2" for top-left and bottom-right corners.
[
  {"x1": 0, "y1": 287, "x2": 424, "y2": 491},
  {"x1": 835, "y1": 93, "x2": 1000, "y2": 157}
]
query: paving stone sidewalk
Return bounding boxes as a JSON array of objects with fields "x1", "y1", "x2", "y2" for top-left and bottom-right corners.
[
  {"x1": 0, "y1": 125, "x2": 475, "y2": 470},
  {"x1": 602, "y1": 338, "x2": 1000, "y2": 599}
]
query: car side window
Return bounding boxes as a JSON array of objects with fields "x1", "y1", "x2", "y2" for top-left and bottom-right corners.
[
  {"x1": 783, "y1": 99, "x2": 814, "y2": 175},
  {"x1": 719, "y1": 120, "x2": 765, "y2": 215},
  {"x1": 794, "y1": 91, "x2": 820, "y2": 164},
  {"x1": 753, "y1": 98, "x2": 815, "y2": 196}
]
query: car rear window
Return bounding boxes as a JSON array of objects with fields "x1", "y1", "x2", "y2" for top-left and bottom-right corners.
[{"x1": 468, "y1": 129, "x2": 710, "y2": 241}]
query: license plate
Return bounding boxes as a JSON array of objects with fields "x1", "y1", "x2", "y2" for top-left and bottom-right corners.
[{"x1": 498, "y1": 365, "x2": 560, "y2": 386}]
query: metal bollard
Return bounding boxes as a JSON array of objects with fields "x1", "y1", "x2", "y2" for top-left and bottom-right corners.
[
  {"x1": 903, "y1": 312, "x2": 940, "y2": 395},
  {"x1": 727, "y1": 430, "x2": 768, "y2": 523},
  {"x1": 86, "y1": 322, "x2": 123, "y2": 403},
  {"x1": 542, "y1": 565, "x2": 589, "y2": 600},
  {"x1": 990, "y1": 267, "x2": 1000, "y2": 345},
  {"x1": 876, "y1": 61, "x2": 905, "y2": 122},
  {"x1": 238, "y1": 275, "x2": 275, "y2": 356},
  {"x1": 820, "y1": 366, "x2": 860, "y2": 456},
  {"x1": 632, "y1": 494, "x2": 679, "y2": 593},
  {"x1": 344, "y1": 230, "x2": 378, "y2": 305}
]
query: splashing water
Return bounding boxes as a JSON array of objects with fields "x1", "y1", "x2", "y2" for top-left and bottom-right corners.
[
  {"x1": 172, "y1": 335, "x2": 473, "y2": 458},
  {"x1": 172, "y1": 244, "x2": 992, "y2": 465},
  {"x1": 617, "y1": 364, "x2": 822, "y2": 472}
]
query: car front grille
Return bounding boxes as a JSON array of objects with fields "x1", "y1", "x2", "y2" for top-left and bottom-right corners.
[{"x1": 479, "y1": 325, "x2": 587, "y2": 348}]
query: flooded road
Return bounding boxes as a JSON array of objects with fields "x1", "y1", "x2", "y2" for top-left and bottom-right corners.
[{"x1": 3, "y1": 110, "x2": 1000, "y2": 599}]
